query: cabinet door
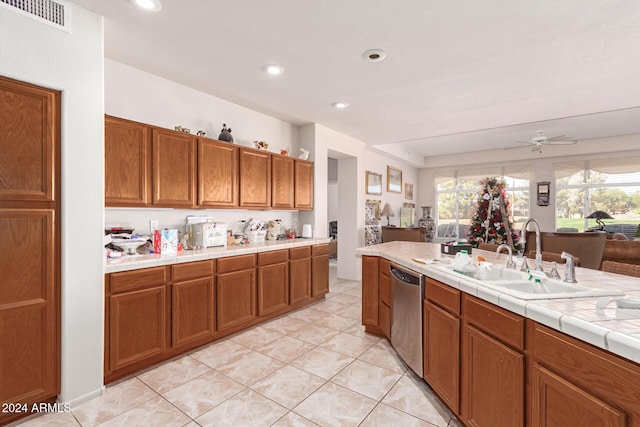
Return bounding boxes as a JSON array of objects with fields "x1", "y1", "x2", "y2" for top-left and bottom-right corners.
[
  {"x1": 239, "y1": 148, "x2": 271, "y2": 208},
  {"x1": 198, "y1": 138, "x2": 238, "y2": 207},
  {"x1": 0, "y1": 210, "x2": 58, "y2": 405},
  {"x1": 289, "y1": 258, "x2": 311, "y2": 305},
  {"x1": 152, "y1": 128, "x2": 196, "y2": 207},
  {"x1": 424, "y1": 300, "x2": 460, "y2": 413},
  {"x1": 257, "y1": 262, "x2": 289, "y2": 316},
  {"x1": 109, "y1": 285, "x2": 167, "y2": 371},
  {"x1": 105, "y1": 116, "x2": 150, "y2": 206},
  {"x1": 0, "y1": 76, "x2": 58, "y2": 203},
  {"x1": 361, "y1": 256, "x2": 379, "y2": 328},
  {"x1": 462, "y1": 324, "x2": 524, "y2": 427},
  {"x1": 216, "y1": 269, "x2": 256, "y2": 331},
  {"x1": 172, "y1": 277, "x2": 215, "y2": 348},
  {"x1": 311, "y1": 254, "x2": 329, "y2": 296},
  {"x1": 531, "y1": 365, "x2": 625, "y2": 427},
  {"x1": 271, "y1": 155, "x2": 295, "y2": 209},
  {"x1": 294, "y1": 160, "x2": 313, "y2": 210}
]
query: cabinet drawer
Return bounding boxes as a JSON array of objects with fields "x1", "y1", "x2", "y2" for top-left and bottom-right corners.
[
  {"x1": 172, "y1": 260, "x2": 215, "y2": 282},
  {"x1": 110, "y1": 266, "x2": 168, "y2": 294},
  {"x1": 217, "y1": 254, "x2": 256, "y2": 273},
  {"x1": 311, "y1": 244, "x2": 328, "y2": 256},
  {"x1": 289, "y1": 246, "x2": 311, "y2": 260},
  {"x1": 258, "y1": 249, "x2": 288, "y2": 266},
  {"x1": 463, "y1": 294, "x2": 524, "y2": 350},
  {"x1": 425, "y1": 278, "x2": 460, "y2": 315}
]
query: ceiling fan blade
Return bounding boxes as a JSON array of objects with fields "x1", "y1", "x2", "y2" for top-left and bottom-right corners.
[
  {"x1": 547, "y1": 135, "x2": 569, "y2": 141},
  {"x1": 547, "y1": 139, "x2": 577, "y2": 145},
  {"x1": 515, "y1": 139, "x2": 533, "y2": 143},
  {"x1": 532, "y1": 145, "x2": 542, "y2": 152},
  {"x1": 504, "y1": 144, "x2": 533, "y2": 151}
]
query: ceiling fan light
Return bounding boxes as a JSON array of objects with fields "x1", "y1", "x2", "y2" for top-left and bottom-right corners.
[{"x1": 263, "y1": 64, "x2": 284, "y2": 75}]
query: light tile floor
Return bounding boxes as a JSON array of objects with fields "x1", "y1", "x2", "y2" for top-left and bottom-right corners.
[{"x1": 15, "y1": 265, "x2": 462, "y2": 427}]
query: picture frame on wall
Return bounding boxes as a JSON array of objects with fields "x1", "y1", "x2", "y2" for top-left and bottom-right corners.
[
  {"x1": 387, "y1": 166, "x2": 402, "y2": 193},
  {"x1": 366, "y1": 171, "x2": 382, "y2": 195},
  {"x1": 405, "y1": 183, "x2": 413, "y2": 200}
]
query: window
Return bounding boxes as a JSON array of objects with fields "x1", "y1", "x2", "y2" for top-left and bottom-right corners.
[
  {"x1": 435, "y1": 166, "x2": 530, "y2": 239},
  {"x1": 555, "y1": 157, "x2": 640, "y2": 237}
]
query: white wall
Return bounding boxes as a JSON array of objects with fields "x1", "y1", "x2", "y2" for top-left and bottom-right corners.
[
  {"x1": 418, "y1": 135, "x2": 640, "y2": 235},
  {"x1": 0, "y1": 4, "x2": 105, "y2": 404},
  {"x1": 105, "y1": 59, "x2": 302, "y2": 235}
]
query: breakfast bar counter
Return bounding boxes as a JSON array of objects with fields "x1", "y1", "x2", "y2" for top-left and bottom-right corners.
[{"x1": 356, "y1": 241, "x2": 640, "y2": 363}]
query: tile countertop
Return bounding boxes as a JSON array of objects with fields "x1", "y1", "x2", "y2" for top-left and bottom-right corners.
[
  {"x1": 356, "y1": 241, "x2": 640, "y2": 364},
  {"x1": 105, "y1": 238, "x2": 332, "y2": 274}
]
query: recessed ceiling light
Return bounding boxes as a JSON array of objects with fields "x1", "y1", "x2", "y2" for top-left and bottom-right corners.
[
  {"x1": 263, "y1": 65, "x2": 284, "y2": 76},
  {"x1": 332, "y1": 101, "x2": 349, "y2": 109},
  {"x1": 362, "y1": 49, "x2": 386, "y2": 62},
  {"x1": 130, "y1": 0, "x2": 162, "y2": 11}
]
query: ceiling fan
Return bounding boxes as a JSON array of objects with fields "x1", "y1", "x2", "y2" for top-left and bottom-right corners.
[{"x1": 507, "y1": 130, "x2": 577, "y2": 153}]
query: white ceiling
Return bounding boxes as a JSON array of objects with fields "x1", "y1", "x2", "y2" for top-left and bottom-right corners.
[{"x1": 71, "y1": 0, "x2": 640, "y2": 163}]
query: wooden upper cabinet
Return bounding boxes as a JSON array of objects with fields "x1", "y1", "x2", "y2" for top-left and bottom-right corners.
[
  {"x1": 239, "y1": 147, "x2": 271, "y2": 208},
  {"x1": 105, "y1": 116, "x2": 150, "y2": 206},
  {"x1": 152, "y1": 128, "x2": 196, "y2": 207},
  {"x1": 295, "y1": 160, "x2": 313, "y2": 210},
  {"x1": 198, "y1": 138, "x2": 238, "y2": 207},
  {"x1": 0, "y1": 76, "x2": 59, "y2": 203},
  {"x1": 271, "y1": 155, "x2": 295, "y2": 209}
]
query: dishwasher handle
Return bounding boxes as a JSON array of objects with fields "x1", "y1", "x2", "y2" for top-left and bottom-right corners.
[{"x1": 390, "y1": 266, "x2": 421, "y2": 286}]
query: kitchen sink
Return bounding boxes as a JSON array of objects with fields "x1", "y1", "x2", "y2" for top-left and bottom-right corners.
[{"x1": 434, "y1": 264, "x2": 625, "y2": 300}]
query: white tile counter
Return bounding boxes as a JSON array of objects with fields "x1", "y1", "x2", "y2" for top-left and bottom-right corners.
[
  {"x1": 356, "y1": 241, "x2": 640, "y2": 364},
  {"x1": 105, "y1": 238, "x2": 331, "y2": 273}
]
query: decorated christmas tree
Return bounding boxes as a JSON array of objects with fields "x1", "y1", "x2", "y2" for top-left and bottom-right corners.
[{"x1": 466, "y1": 177, "x2": 521, "y2": 251}]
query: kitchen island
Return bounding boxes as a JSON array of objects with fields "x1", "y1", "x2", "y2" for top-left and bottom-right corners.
[
  {"x1": 104, "y1": 238, "x2": 330, "y2": 383},
  {"x1": 357, "y1": 241, "x2": 640, "y2": 427}
]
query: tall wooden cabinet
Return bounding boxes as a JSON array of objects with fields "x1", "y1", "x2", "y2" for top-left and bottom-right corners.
[{"x1": 0, "y1": 76, "x2": 60, "y2": 425}]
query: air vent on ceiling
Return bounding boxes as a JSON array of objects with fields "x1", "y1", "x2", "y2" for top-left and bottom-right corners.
[{"x1": 0, "y1": 0, "x2": 70, "y2": 32}]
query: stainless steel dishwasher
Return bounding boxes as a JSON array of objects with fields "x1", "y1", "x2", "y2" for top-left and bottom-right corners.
[{"x1": 390, "y1": 263, "x2": 424, "y2": 376}]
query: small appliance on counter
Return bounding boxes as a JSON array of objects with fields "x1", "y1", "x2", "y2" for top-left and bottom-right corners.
[
  {"x1": 302, "y1": 224, "x2": 312, "y2": 238},
  {"x1": 185, "y1": 215, "x2": 227, "y2": 249}
]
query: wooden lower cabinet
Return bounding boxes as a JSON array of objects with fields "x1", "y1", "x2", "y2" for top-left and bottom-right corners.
[
  {"x1": 109, "y1": 285, "x2": 168, "y2": 371},
  {"x1": 172, "y1": 277, "x2": 215, "y2": 348},
  {"x1": 361, "y1": 256, "x2": 380, "y2": 332},
  {"x1": 423, "y1": 300, "x2": 460, "y2": 412},
  {"x1": 378, "y1": 259, "x2": 392, "y2": 338},
  {"x1": 217, "y1": 269, "x2": 256, "y2": 331},
  {"x1": 462, "y1": 324, "x2": 524, "y2": 427},
  {"x1": 257, "y1": 250, "x2": 289, "y2": 316},
  {"x1": 531, "y1": 365, "x2": 625, "y2": 427},
  {"x1": 290, "y1": 247, "x2": 311, "y2": 305},
  {"x1": 311, "y1": 244, "x2": 329, "y2": 297}
]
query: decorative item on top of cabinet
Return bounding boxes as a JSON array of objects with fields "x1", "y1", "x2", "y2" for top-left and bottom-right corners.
[
  {"x1": 218, "y1": 123, "x2": 234, "y2": 143},
  {"x1": 253, "y1": 140, "x2": 269, "y2": 150},
  {"x1": 174, "y1": 125, "x2": 191, "y2": 133},
  {"x1": 196, "y1": 130, "x2": 206, "y2": 137},
  {"x1": 299, "y1": 148, "x2": 309, "y2": 160}
]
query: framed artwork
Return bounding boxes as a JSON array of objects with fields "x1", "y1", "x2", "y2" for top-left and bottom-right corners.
[
  {"x1": 405, "y1": 183, "x2": 414, "y2": 200},
  {"x1": 366, "y1": 171, "x2": 382, "y2": 195},
  {"x1": 403, "y1": 202, "x2": 415, "y2": 208},
  {"x1": 366, "y1": 199, "x2": 381, "y2": 221},
  {"x1": 387, "y1": 166, "x2": 402, "y2": 193}
]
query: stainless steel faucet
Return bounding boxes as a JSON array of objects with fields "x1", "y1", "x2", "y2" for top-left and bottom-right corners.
[
  {"x1": 561, "y1": 251, "x2": 577, "y2": 283},
  {"x1": 495, "y1": 244, "x2": 516, "y2": 269},
  {"x1": 520, "y1": 218, "x2": 543, "y2": 272}
]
